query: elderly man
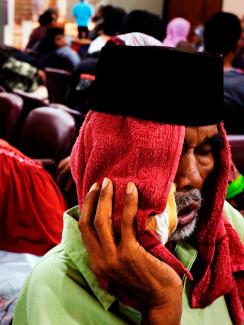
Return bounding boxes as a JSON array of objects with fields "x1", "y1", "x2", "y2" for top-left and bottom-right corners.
[{"x1": 13, "y1": 35, "x2": 244, "y2": 325}]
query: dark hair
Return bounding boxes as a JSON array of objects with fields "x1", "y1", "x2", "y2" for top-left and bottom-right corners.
[
  {"x1": 102, "y1": 7, "x2": 126, "y2": 36},
  {"x1": 101, "y1": 5, "x2": 114, "y2": 17},
  {"x1": 37, "y1": 27, "x2": 65, "y2": 53},
  {"x1": 204, "y1": 12, "x2": 241, "y2": 56},
  {"x1": 38, "y1": 8, "x2": 57, "y2": 26},
  {"x1": 121, "y1": 10, "x2": 164, "y2": 41},
  {"x1": 46, "y1": 27, "x2": 64, "y2": 42}
]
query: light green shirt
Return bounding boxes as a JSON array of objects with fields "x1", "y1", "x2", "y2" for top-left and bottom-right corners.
[{"x1": 13, "y1": 202, "x2": 244, "y2": 325}]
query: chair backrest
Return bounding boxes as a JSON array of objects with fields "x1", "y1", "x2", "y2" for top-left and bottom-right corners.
[
  {"x1": 45, "y1": 68, "x2": 72, "y2": 104},
  {"x1": 0, "y1": 93, "x2": 23, "y2": 140},
  {"x1": 10, "y1": 90, "x2": 48, "y2": 146},
  {"x1": 20, "y1": 106, "x2": 76, "y2": 162},
  {"x1": 13, "y1": 89, "x2": 48, "y2": 112},
  {"x1": 228, "y1": 135, "x2": 244, "y2": 174},
  {"x1": 50, "y1": 103, "x2": 84, "y2": 132}
]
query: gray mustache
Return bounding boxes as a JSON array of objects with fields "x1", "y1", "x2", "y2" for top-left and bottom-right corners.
[{"x1": 174, "y1": 189, "x2": 202, "y2": 212}]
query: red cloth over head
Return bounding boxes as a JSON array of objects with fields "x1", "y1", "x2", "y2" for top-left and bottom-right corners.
[
  {"x1": 190, "y1": 124, "x2": 244, "y2": 325},
  {"x1": 0, "y1": 139, "x2": 66, "y2": 256},
  {"x1": 70, "y1": 111, "x2": 190, "y2": 278}
]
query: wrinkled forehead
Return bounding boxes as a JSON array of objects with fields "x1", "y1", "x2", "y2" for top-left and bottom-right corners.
[{"x1": 184, "y1": 125, "x2": 219, "y2": 146}]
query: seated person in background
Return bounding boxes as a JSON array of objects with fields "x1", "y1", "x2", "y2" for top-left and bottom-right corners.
[
  {"x1": 89, "y1": 4, "x2": 113, "y2": 40},
  {"x1": 0, "y1": 139, "x2": 66, "y2": 324},
  {"x1": 204, "y1": 13, "x2": 244, "y2": 115},
  {"x1": 38, "y1": 28, "x2": 81, "y2": 72},
  {"x1": 233, "y1": 15, "x2": 244, "y2": 70},
  {"x1": 87, "y1": 6, "x2": 126, "y2": 55},
  {"x1": 13, "y1": 34, "x2": 244, "y2": 325},
  {"x1": 26, "y1": 8, "x2": 58, "y2": 51},
  {"x1": 162, "y1": 17, "x2": 191, "y2": 47}
]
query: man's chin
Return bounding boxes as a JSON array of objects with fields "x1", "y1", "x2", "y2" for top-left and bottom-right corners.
[{"x1": 169, "y1": 217, "x2": 197, "y2": 242}]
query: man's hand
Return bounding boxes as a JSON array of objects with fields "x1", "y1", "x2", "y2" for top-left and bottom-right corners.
[{"x1": 79, "y1": 178, "x2": 183, "y2": 325}]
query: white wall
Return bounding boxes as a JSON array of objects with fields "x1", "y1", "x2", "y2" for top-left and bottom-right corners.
[
  {"x1": 0, "y1": 0, "x2": 5, "y2": 45},
  {"x1": 223, "y1": 0, "x2": 244, "y2": 18},
  {"x1": 66, "y1": 0, "x2": 164, "y2": 20},
  {"x1": 4, "y1": 0, "x2": 15, "y2": 46},
  {"x1": 103, "y1": 0, "x2": 163, "y2": 16}
]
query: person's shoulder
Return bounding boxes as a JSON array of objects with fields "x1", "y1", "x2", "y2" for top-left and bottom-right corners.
[
  {"x1": 86, "y1": 3, "x2": 94, "y2": 13},
  {"x1": 224, "y1": 68, "x2": 244, "y2": 80},
  {"x1": 13, "y1": 246, "x2": 64, "y2": 324},
  {"x1": 88, "y1": 3, "x2": 94, "y2": 9},
  {"x1": 25, "y1": 245, "x2": 69, "y2": 287},
  {"x1": 223, "y1": 201, "x2": 244, "y2": 242},
  {"x1": 72, "y1": 3, "x2": 79, "y2": 12},
  {"x1": 13, "y1": 245, "x2": 88, "y2": 324}
]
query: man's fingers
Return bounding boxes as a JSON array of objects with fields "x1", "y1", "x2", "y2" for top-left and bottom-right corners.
[
  {"x1": 79, "y1": 182, "x2": 101, "y2": 250},
  {"x1": 94, "y1": 178, "x2": 116, "y2": 252},
  {"x1": 121, "y1": 182, "x2": 138, "y2": 243}
]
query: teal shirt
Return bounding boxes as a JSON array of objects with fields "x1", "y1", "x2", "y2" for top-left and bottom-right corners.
[
  {"x1": 72, "y1": 2, "x2": 94, "y2": 27},
  {"x1": 13, "y1": 202, "x2": 244, "y2": 325}
]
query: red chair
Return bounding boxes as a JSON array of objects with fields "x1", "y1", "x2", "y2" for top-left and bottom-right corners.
[
  {"x1": 0, "y1": 93, "x2": 23, "y2": 140},
  {"x1": 19, "y1": 107, "x2": 76, "y2": 163},
  {"x1": 45, "y1": 68, "x2": 72, "y2": 104},
  {"x1": 228, "y1": 135, "x2": 244, "y2": 174}
]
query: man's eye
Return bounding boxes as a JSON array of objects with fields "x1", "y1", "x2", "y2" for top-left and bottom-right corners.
[{"x1": 195, "y1": 146, "x2": 212, "y2": 155}]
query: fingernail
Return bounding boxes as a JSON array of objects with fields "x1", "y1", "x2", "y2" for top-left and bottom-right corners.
[
  {"x1": 102, "y1": 177, "x2": 110, "y2": 190},
  {"x1": 89, "y1": 182, "x2": 98, "y2": 192},
  {"x1": 126, "y1": 182, "x2": 135, "y2": 194}
]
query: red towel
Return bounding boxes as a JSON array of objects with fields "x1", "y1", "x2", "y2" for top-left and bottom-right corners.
[
  {"x1": 70, "y1": 112, "x2": 244, "y2": 324},
  {"x1": 190, "y1": 124, "x2": 244, "y2": 325},
  {"x1": 71, "y1": 111, "x2": 190, "y2": 278},
  {"x1": 0, "y1": 139, "x2": 66, "y2": 256}
]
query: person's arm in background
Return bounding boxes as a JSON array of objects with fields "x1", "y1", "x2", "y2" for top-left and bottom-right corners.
[
  {"x1": 79, "y1": 178, "x2": 182, "y2": 325},
  {"x1": 56, "y1": 156, "x2": 74, "y2": 192},
  {"x1": 72, "y1": 5, "x2": 77, "y2": 19}
]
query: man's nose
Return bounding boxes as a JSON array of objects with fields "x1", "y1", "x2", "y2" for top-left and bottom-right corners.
[{"x1": 175, "y1": 153, "x2": 203, "y2": 190}]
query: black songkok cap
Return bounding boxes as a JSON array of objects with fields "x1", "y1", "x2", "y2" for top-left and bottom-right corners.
[{"x1": 93, "y1": 45, "x2": 223, "y2": 126}]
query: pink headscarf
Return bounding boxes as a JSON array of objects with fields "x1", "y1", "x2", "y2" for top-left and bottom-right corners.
[{"x1": 162, "y1": 17, "x2": 191, "y2": 47}]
